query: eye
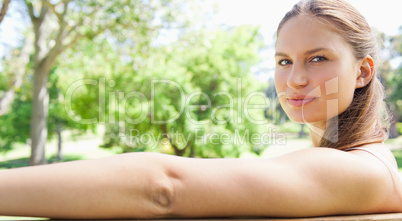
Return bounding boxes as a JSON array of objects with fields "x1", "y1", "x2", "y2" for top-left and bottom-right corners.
[
  {"x1": 278, "y1": 59, "x2": 292, "y2": 66},
  {"x1": 310, "y1": 56, "x2": 327, "y2": 63}
]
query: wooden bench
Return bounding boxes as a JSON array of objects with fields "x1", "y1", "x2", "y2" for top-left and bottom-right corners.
[
  {"x1": 7, "y1": 213, "x2": 402, "y2": 220},
  {"x1": 144, "y1": 213, "x2": 402, "y2": 221}
]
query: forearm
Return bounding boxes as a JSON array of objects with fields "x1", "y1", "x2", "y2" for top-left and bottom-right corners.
[{"x1": 0, "y1": 152, "x2": 171, "y2": 219}]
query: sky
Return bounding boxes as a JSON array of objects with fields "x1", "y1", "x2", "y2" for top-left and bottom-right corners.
[
  {"x1": 206, "y1": 0, "x2": 402, "y2": 81},
  {"x1": 1, "y1": 0, "x2": 401, "y2": 79},
  {"x1": 210, "y1": 0, "x2": 402, "y2": 37}
]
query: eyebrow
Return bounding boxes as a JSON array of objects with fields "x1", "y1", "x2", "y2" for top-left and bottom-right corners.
[{"x1": 275, "y1": 48, "x2": 332, "y2": 57}]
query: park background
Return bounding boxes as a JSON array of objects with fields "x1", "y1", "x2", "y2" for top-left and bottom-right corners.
[
  {"x1": 0, "y1": 0, "x2": 402, "y2": 205},
  {"x1": 1, "y1": 0, "x2": 402, "y2": 165},
  {"x1": 0, "y1": 0, "x2": 401, "y2": 219}
]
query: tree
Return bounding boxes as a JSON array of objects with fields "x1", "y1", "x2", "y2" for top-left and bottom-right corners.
[
  {"x1": 0, "y1": 34, "x2": 32, "y2": 116},
  {"x1": 0, "y1": 98, "x2": 32, "y2": 153},
  {"x1": 91, "y1": 25, "x2": 269, "y2": 158},
  {"x1": 23, "y1": 0, "x2": 190, "y2": 165},
  {"x1": 0, "y1": 0, "x2": 32, "y2": 116},
  {"x1": 0, "y1": 51, "x2": 90, "y2": 156},
  {"x1": 0, "y1": 0, "x2": 11, "y2": 24},
  {"x1": 378, "y1": 28, "x2": 402, "y2": 138}
]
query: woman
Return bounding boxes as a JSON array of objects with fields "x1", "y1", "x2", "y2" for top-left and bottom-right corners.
[{"x1": 0, "y1": 0, "x2": 401, "y2": 218}]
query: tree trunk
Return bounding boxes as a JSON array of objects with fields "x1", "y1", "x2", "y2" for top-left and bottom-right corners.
[
  {"x1": 0, "y1": 82, "x2": 21, "y2": 116},
  {"x1": 29, "y1": 64, "x2": 51, "y2": 165},
  {"x1": 0, "y1": 35, "x2": 33, "y2": 116},
  {"x1": 389, "y1": 122, "x2": 399, "y2": 139},
  {"x1": 298, "y1": 124, "x2": 306, "y2": 138},
  {"x1": 280, "y1": 111, "x2": 286, "y2": 124},
  {"x1": 189, "y1": 143, "x2": 195, "y2": 157},
  {"x1": 389, "y1": 104, "x2": 400, "y2": 139},
  {"x1": 0, "y1": 0, "x2": 11, "y2": 24},
  {"x1": 56, "y1": 121, "x2": 63, "y2": 161}
]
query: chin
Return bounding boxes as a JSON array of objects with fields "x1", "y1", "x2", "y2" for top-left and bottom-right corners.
[
  {"x1": 285, "y1": 110, "x2": 328, "y2": 124},
  {"x1": 282, "y1": 104, "x2": 341, "y2": 125}
]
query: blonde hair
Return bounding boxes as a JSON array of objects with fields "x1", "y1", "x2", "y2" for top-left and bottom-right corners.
[{"x1": 277, "y1": 0, "x2": 389, "y2": 149}]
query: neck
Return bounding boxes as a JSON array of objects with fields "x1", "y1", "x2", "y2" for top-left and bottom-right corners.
[
  {"x1": 310, "y1": 132, "x2": 321, "y2": 147},
  {"x1": 307, "y1": 121, "x2": 327, "y2": 147}
]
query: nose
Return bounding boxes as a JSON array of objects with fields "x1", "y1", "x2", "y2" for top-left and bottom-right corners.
[{"x1": 287, "y1": 62, "x2": 308, "y2": 89}]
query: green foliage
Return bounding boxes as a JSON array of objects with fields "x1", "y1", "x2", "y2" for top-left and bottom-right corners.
[
  {"x1": 391, "y1": 149, "x2": 402, "y2": 171},
  {"x1": 385, "y1": 28, "x2": 402, "y2": 122},
  {"x1": 1, "y1": 0, "x2": 270, "y2": 158},
  {"x1": 121, "y1": 26, "x2": 268, "y2": 157},
  {"x1": 0, "y1": 154, "x2": 83, "y2": 170},
  {"x1": 388, "y1": 67, "x2": 402, "y2": 112},
  {"x1": 48, "y1": 69, "x2": 93, "y2": 138},
  {"x1": 56, "y1": 25, "x2": 269, "y2": 158},
  {"x1": 278, "y1": 122, "x2": 304, "y2": 134},
  {"x1": 0, "y1": 67, "x2": 91, "y2": 153},
  {"x1": 0, "y1": 99, "x2": 32, "y2": 153},
  {"x1": 397, "y1": 122, "x2": 402, "y2": 135},
  {"x1": 0, "y1": 52, "x2": 33, "y2": 153}
]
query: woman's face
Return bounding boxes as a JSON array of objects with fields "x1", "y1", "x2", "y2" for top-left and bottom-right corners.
[{"x1": 274, "y1": 15, "x2": 360, "y2": 128}]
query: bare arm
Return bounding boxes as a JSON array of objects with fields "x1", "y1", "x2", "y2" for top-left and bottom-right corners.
[
  {"x1": 0, "y1": 153, "x2": 175, "y2": 219},
  {"x1": 0, "y1": 148, "x2": 395, "y2": 219},
  {"x1": 167, "y1": 147, "x2": 393, "y2": 218}
]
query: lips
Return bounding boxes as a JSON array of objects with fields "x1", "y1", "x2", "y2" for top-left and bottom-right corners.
[{"x1": 286, "y1": 95, "x2": 317, "y2": 107}]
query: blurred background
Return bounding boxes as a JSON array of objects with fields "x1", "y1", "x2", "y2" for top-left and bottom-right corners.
[{"x1": 0, "y1": 0, "x2": 401, "y2": 172}]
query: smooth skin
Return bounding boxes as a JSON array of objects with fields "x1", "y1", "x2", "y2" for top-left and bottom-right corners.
[
  {"x1": 0, "y1": 147, "x2": 400, "y2": 219},
  {"x1": 274, "y1": 15, "x2": 377, "y2": 146},
  {"x1": 1, "y1": 15, "x2": 402, "y2": 219}
]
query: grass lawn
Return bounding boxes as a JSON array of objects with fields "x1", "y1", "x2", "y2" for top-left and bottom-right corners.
[
  {"x1": 392, "y1": 149, "x2": 402, "y2": 172},
  {"x1": 387, "y1": 136, "x2": 402, "y2": 172},
  {"x1": 0, "y1": 130, "x2": 118, "y2": 171}
]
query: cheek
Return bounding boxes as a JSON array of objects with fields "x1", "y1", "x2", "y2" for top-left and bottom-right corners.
[
  {"x1": 273, "y1": 64, "x2": 357, "y2": 123},
  {"x1": 334, "y1": 75, "x2": 356, "y2": 112},
  {"x1": 274, "y1": 71, "x2": 287, "y2": 93},
  {"x1": 320, "y1": 69, "x2": 356, "y2": 118},
  {"x1": 274, "y1": 71, "x2": 288, "y2": 105}
]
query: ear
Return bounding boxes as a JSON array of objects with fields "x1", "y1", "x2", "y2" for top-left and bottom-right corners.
[{"x1": 355, "y1": 55, "x2": 375, "y2": 89}]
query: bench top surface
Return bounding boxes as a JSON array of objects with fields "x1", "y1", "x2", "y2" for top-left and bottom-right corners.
[
  {"x1": 146, "y1": 213, "x2": 402, "y2": 221},
  {"x1": 6, "y1": 213, "x2": 402, "y2": 221}
]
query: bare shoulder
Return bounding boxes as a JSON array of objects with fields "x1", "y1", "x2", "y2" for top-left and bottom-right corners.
[
  {"x1": 272, "y1": 146, "x2": 402, "y2": 213},
  {"x1": 161, "y1": 147, "x2": 401, "y2": 217},
  {"x1": 346, "y1": 142, "x2": 399, "y2": 170}
]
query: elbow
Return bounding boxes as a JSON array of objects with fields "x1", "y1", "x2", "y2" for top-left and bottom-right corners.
[
  {"x1": 142, "y1": 155, "x2": 178, "y2": 218},
  {"x1": 149, "y1": 176, "x2": 175, "y2": 217},
  {"x1": 122, "y1": 152, "x2": 180, "y2": 218}
]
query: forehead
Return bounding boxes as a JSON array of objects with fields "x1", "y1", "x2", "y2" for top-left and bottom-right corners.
[{"x1": 275, "y1": 15, "x2": 350, "y2": 54}]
